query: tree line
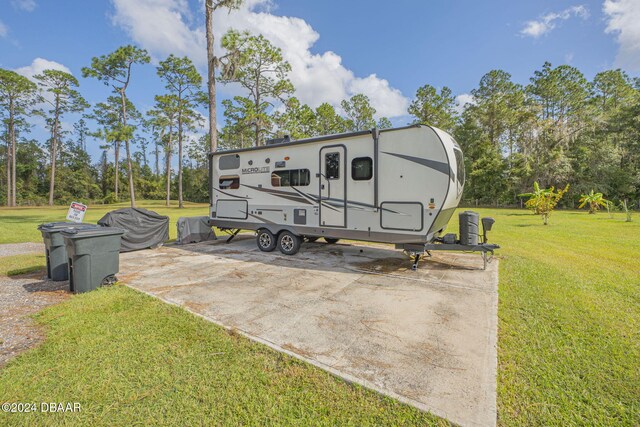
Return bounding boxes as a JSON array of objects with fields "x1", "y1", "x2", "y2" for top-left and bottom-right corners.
[{"x1": 1, "y1": 9, "x2": 639, "y2": 209}]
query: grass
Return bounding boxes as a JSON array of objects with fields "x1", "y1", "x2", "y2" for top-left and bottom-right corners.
[
  {"x1": 0, "y1": 205, "x2": 638, "y2": 425},
  {"x1": 0, "y1": 286, "x2": 444, "y2": 426},
  {"x1": 0, "y1": 200, "x2": 210, "y2": 244},
  {"x1": 460, "y1": 209, "x2": 639, "y2": 426},
  {"x1": 0, "y1": 253, "x2": 45, "y2": 276}
]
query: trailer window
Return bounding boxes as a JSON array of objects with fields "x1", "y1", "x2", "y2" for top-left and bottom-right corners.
[
  {"x1": 219, "y1": 176, "x2": 240, "y2": 189},
  {"x1": 219, "y1": 154, "x2": 240, "y2": 170},
  {"x1": 351, "y1": 157, "x2": 372, "y2": 180},
  {"x1": 271, "y1": 169, "x2": 310, "y2": 187},
  {"x1": 325, "y1": 152, "x2": 340, "y2": 179}
]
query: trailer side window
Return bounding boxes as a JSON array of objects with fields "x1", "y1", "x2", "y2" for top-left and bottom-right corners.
[
  {"x1": 325, "y1": 152, "x2": 340, "y2": 179},
  {"x1": 219, "y1": 154, "x2": 240, "y2": 170},
  {"x1": 219, "y1": 176, "x2": 240, "y2": 189},
  {"x1": 271, "y1": 169, "x2": 310, "y2": 187},
  {"x1": 351, "y1": 157, "x2": 372, "y2": 180}
]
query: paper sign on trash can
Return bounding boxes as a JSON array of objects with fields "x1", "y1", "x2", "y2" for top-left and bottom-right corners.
[{"x1": 66, "y1": 202, "x2": 87, "y2": 223}]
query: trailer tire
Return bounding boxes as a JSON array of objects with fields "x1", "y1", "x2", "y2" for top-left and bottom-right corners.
[
  {"x1": 324, "y1": 238, "x2": 340, "y2": 244},
  {"x1": 256, "y1": 229, "x2": 277, "y2": 252},
  {"x1": 277, "y1": 231, "x2": 302, "y2": 255}
]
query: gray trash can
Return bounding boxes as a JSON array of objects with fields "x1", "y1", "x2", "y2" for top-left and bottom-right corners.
[
  {"x1": 61, "y1": 227, "x2": 125, "y2": 293},
  {"x1": 37, "y1": 222, "x2": 100, "y2": 281}
]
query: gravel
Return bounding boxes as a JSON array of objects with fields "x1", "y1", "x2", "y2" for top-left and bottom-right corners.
[
  {"x1": 0, "y1": 273, "x2": 69, "y2": 368},
  {"x1": 0, "y1": 242, "x2": 44, "y2": 258}
]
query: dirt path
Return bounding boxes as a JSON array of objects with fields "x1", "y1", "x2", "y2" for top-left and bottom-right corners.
[
  {"x1": 0, "y1": 242, "x2": 43, "y2": 257},
  {"x1": 0, "y1": 274, "x2": 69, "y2": 368}
]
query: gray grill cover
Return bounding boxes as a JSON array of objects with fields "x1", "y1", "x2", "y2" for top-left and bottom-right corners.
[
  {"x1": 177, "y1": 216, "x2": 216, "y2": 244},
  {"x1": 98, "y1": 208, "x2": 169, "y2": 252}
]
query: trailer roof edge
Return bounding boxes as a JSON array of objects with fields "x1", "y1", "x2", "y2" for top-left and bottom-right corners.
[{"x1": 208, "y1": 124, "x2": 425, "y2": 157}]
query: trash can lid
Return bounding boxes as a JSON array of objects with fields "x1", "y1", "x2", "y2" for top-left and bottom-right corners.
[
  {"x1": 38, "y1": 222, "x2": 100, "y2": 231},
  {"x1": 61, "y1": 226, "x2": 126, "y2": 238}
]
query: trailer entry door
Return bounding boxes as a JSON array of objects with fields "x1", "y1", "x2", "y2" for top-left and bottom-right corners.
[{"x1": 319, "y1": 145, "x2": 347, "y2": 227}]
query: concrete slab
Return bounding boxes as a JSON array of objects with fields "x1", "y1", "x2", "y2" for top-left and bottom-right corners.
[{"x1": 119, "y1": 236, "x2": 498, "y2": 427}]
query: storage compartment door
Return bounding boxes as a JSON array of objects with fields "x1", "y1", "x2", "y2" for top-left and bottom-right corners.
[
  {"x1": 380, "y1": 202, "x2": 423, "y2": 231},
  {"x1": 216, "y1": 200, "x2": 248, "y2": 220}
]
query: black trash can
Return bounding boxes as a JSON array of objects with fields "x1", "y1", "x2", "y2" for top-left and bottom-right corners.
[
  {"x1": 37, "y1": 222, "x2": 99, "y2": 281},
  {"x1": 61, "y1": 227, "x2": 125, "y2": 293}
]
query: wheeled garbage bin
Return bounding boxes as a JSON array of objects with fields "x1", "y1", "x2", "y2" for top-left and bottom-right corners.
[
  {"x1": 61, "y1": 227, "x2": 125, "y2": 293},
  {"x1": 38, "y1": 222, "x2": 100, "y2": 281}
]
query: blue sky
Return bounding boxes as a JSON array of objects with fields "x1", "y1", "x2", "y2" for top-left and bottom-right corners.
[{"x1": 0, "y1": 0, "x2": 638, "y2": 162}]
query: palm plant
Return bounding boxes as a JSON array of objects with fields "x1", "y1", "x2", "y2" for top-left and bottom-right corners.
[
  {"x1": 578, "y1": 190, "x2": 609, "y2": 214},
  {"x1": 519, "y1": 181, "x2": 569, "y2": 225}
]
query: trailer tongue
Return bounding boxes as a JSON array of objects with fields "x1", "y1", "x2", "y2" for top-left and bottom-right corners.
[{"x1": 399, "y1": 211, "x2": 500, "y2": 270}]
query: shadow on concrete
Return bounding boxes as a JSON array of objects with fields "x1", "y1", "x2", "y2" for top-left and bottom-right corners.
[{"x1": 170, "y1": 234, "x2": 488, "y2": 275}]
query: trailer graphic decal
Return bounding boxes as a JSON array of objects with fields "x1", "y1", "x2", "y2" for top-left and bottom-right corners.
[
  {"x1": 247, "y1": 213, "x2": 278, "y2": 224},
  {"x1": 241, "y1": 184, "x2": 314, "y2": 205},
  {"x1": 213, "y1": 188, "x2": 251, "y2": 199},
  {"x1": 382, "y1": 151, "x2": 452, "y2": 177},
  {"x1": 238, "y1": 183, "x2": 401, "y2": 215}
]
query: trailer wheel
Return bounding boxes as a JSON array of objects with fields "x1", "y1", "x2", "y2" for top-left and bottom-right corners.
[
  {"x1": 256, "y1": 229, "x2": 276, "y2": 252},
  {"x1": 305, "y1": 236, "x2": 319, "y2": 242},
  {"x1": 324, "y1": 238, "x2": 340, "y2": 244},
  {"x1": 277, "y1": 231, "x2": 302, "y2": 255}
]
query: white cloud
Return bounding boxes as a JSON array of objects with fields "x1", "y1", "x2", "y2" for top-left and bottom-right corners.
[
  {"x1": 11, "y1": 0, "x2": 36, "y2": 12},
  {"x1": 14, "y1": 57, "x2": 72, "y2": 80},
  {"x1": 520, "y1": 5, "x2": 589, "y2": 38},
  {"x1": 14, "y1": 58, "x2": 74, "y2": 123},
  {"x1": 604, "y1": 0, "x2": 640, "y2": 71},
  {"x1": 109, "y1": 0, "x2": 409, "y2": 118},
  {"x1": 0, "y1": 20, "x2": 8, "y2": 38},
  {"x1": 110, "y1": 0, "x2": 207, "y2": 65},
  {"x1": 454, "y1": 93, "x2": 475, "y2": 114}
]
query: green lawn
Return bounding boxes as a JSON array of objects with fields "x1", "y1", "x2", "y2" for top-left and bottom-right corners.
[
  {"x1": 0, "y1": 205, "x2": 638, "y2": 425},
  {"x1": 0, "y1": 252, "x2": 46, "y2": 276},
  {"x1": 0, "y1": 200, "x2": 210, "y2": 244},
  {"x1": 0, "y1": 286, "x2": 443, "y2": 426},
  {"x1": 467, "y1": 209, "x2": 639, "y2": 426},
  {"x1": 0, "y1": 200, "x2": 211, "y2": 277}
]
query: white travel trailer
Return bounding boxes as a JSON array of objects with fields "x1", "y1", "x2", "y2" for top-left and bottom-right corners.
[{"x1": 208, "y1": 124, "x2": 465, "y2": 257}]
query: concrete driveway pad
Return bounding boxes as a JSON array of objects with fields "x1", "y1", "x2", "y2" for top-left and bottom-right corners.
[{"x1": 120, "y1": 236, "x2": 498, "y2": 427}]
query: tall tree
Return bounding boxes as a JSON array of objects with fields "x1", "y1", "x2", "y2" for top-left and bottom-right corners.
[
  {"x1": 408, "y1": 84, "x2": 457, "y2": 132},
  {"x1": 220, "y1": 30, "x2": 294, "y2": 146},
  {"x1": 314, "y1": 103, "x2": 348, "y2": 135},
  {"x1": 143, "y1": 117, "x2": 162, "y2": 177},
  {"x1": 377, "y1": 117, "x2": 393, "y2": 129},
  {"x1": 157, "y1": 55, "x2": 204, "y2": 208},
  {"x1": 147, "y1": 94, "x2": 179, "y2": 206},
  {"x1": 0, "y1": 69, "x2": 39, "y2": 206},
  {"x1": 74, "y1": 118, "x2": 89, "y2": 152},
  {"x1": 341, "y1": 94, "x2": 376, "y2": 131},
  {"x1": 467, "y1": 70, "x2": 535, "y2": 200},
  {"x1": 205, "y1": 0, "x2": 243, "y2": 154},
  {"x1": 82, "y1": 45, "x2": 150, "y2": 207},
  {"x1": 273, "y1": 97, "x2": 317, "y2": 139},
  {"x1": 87, "y1": 95, "x2": 140, "y2": 201},
  {"x1": 219, "y1": 97, "x2": 255, "y2": 149},
  {"x1": 527, "y1": 62, "x2": 589, "y2": 187},
  {"x1": 589, "y1": 70, "x2": 640, "y2": 199},
  {"x1": 34, "y1": 69, "x2": 89, "y2": 205}
]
